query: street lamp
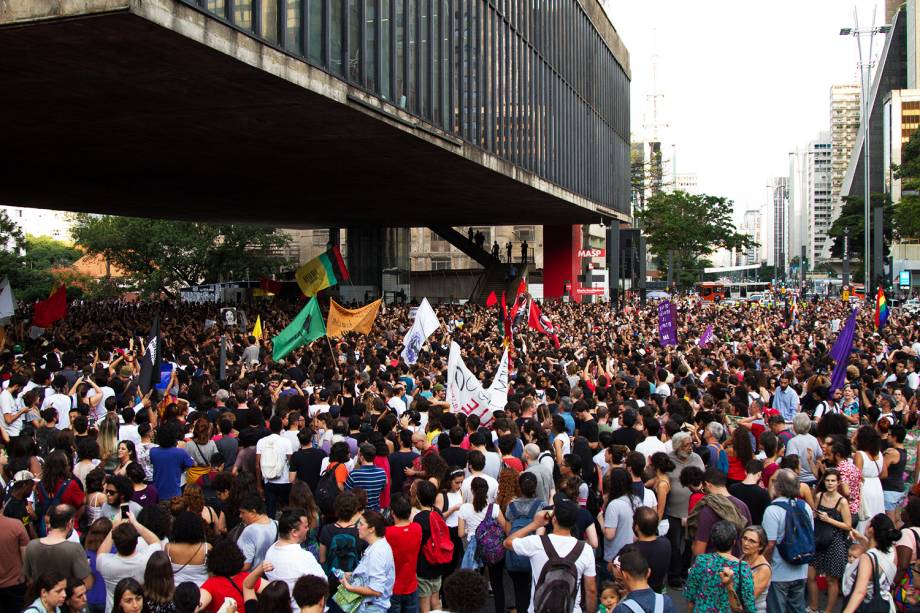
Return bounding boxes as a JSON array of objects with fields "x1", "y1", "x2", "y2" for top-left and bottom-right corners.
[{"x1": 840, "y1": 6, "x2": 891, "y2": 299}]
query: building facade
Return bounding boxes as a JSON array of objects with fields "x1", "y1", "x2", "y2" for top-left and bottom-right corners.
[
  {"x1": 771, "y1": 177, "x2": 789, "y2": 274},
  {"x1": 741, "y1": 209, "x2": 761, "y2": 265},
  {"x1": 806, "y1": 133, "x2": 833, "y2": 265},
  {"x1": 828, "y1": 84, "x2": 861, "y2": 259}
]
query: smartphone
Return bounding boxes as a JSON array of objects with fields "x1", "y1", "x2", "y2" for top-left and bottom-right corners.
[{"x1": 120, "y1": 504, "x2": 130, "y2": 519}]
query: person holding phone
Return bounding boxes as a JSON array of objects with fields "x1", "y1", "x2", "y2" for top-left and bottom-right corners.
[
  {"x1": 95, "y1": 510, "x2": 164, "y2": 612},
  {"x1": 99, "y1": 476, "x2": 142, "y2": 522}
]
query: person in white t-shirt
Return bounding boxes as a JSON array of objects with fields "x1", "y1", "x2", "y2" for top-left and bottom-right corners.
[
  {"x1": 460, "y1": 452, "x2": 499, "y2": 504},
  {"x1": 256, "y1": 417, "x2": 294, "y2": 518},
  {"x1": 41, "y1": 375, "x2": 73, "y2": 430},
  {"x1": 504, "y1": 500, "x2": 597, "y2": 613},
  {"x1": 385, "y1": 385, "x2": 407, "y2": 416},
  {"x1": 1, "y1": 375, "x2": 27, "y2": 438},
  {"x1": 635, "y1": 418, "x2": 667, "y2": 460},
  {"x1": 263, "y1": 507, "x2": 326, "y2": 611},
  {"x1": 458, "y1": 477, "x2": 505, "y2": 545}
]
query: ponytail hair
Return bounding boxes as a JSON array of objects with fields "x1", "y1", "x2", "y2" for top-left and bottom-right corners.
[{"x1": 870, "y1": 513, "x2": 902, "y2": 553}]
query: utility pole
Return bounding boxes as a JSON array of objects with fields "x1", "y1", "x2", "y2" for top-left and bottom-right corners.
[{"x1": 842, "y1": 226, "x2": 850, "y2": 289}]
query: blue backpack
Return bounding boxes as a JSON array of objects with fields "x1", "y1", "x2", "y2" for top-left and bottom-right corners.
[
  {"x1": 771, "y1": 499, "x2": 815, "y2": 565},
  {"x1": 505, "y1": 499, "x2": 544, "y2": 572},
  {"x1": 707, "y1": 444, "x2": 729, "y2": 474}
]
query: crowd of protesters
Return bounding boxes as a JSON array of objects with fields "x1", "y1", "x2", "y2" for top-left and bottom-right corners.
[{"x1": 0, "y1": 292, "x2": 918, "y2": 613}]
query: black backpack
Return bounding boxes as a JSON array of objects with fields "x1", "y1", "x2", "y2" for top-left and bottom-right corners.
[
  {"x1": 316, "y1": 462, "x2": 341, "y2": 516},
  {"x1": 532, "y1": 535, "x2": 586, "y2": 613}
]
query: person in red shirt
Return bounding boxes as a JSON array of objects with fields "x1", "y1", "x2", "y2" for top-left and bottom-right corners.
[
  {"x1": 680, "y1": 465, "x2": 705, "y2": 513},
  {"x1": 385, "y1": 493, "x2": 422, "y2": 613},
  {"x1": 498, "y1": 436, "x2": 524, "y2": 472},
  {"x1": 199, "y1": 537, "x2": 261, "y2": 612}
]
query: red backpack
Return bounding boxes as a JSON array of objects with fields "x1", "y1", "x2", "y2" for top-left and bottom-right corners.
[{"x1": 423, "y1": 510, "x2": 454, "y2": 565}]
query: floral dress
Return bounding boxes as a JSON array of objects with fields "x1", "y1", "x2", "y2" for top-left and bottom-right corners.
[{"x1": 685, "y1": 553, "x2": 757, "y2": 613}]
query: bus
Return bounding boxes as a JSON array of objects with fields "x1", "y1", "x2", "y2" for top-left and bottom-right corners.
[{"x1": 696, "y1": 281, "x2": 772, "y2": 302}]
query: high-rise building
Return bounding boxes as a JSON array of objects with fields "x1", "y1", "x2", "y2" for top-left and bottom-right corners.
[
  {"x1": 1, "y1": 206, "x2": 73, "y2": 241},
  {"x1": 806, "y1": 133, "x2": 833, "y2": 265},
  {"x1": 675, "y1": 173, "x2": 698, "y2": 194},
  {"x1": 741, "y1": 209, "x2": 761, "y2": 264},
  {"x1": 770, "y1": 177, "x2": 789, "y2": 275},
  {"x1": 827, "y1": 84, "x2": 861, "y2": 259}
]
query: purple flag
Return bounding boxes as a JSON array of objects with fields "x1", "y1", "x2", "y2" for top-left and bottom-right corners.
[
  {"x1": 829, "y1": 309, "x2": 856, "y2": 362},
  {"x1": 699, "y1": 324, "x2": 714, "y2": 347},
  {"x1": 658, "y1": 300, "x2": 678, "y2": 347},
  {"x1": 829, "y1": 308, "x2": 858, "y2": 393}
]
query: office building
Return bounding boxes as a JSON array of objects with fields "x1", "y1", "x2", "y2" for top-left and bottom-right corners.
[
  {"x1": 806, "y1": 134, "x2": 834, "y2": 264},
  {"x1": 828, "y1": 84, "x2": 862, "y2": 259}
]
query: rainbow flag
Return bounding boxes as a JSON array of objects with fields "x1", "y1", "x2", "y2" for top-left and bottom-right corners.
[
  {"x1": 874, "y1": 287, "x2": 889, "y2": 330},
  {"x1": 294, "y1": 247, "x2": 350, "y2": 296}
]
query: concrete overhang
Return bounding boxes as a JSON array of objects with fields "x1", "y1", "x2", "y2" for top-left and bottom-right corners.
[{"x1": 0, "y1": 0, "x2": 629, "y2": 228}]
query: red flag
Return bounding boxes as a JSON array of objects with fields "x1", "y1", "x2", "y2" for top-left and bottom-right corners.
[
  {"x1": 33, "y1": 284, "x2": 67, "y2": 328},
  {"x1": 528, "y1": 300, "x2": 560, "y2": 348},
  {"x1": 516, "y1": 278, "x2": 528, "y2": 299},
  {"x1": 486, "y1": 290, "x2": 497, "y2": 307}
]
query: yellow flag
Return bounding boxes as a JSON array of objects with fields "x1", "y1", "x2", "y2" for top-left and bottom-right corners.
[
  {"x1": 252, "y1": 315, "x2": 263, "y2": 340},
  {"x1": 326, "y1": 299, "x2": 381, "y2": 337}
]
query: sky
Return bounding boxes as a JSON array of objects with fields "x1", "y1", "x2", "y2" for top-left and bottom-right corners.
[{"x1": 603, "y1": 0, "x2": 886, "y2": 221}]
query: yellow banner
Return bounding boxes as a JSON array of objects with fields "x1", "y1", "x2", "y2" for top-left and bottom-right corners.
[
  {"x1": 326, "y1": 299, "x2": 382, "y2": 337},
  {"x1": 294, "y1": 256, "x2": 333, "y2": 297}
]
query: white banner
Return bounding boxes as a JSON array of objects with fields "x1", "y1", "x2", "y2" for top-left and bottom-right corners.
[
  {"x1": 446, "y1": 341, "x2": 509, "y2": 427},
  {"x1": 401, "y1": 298, "x2": 440, "y2": 365},
  {"x1": 0, "y1": 278, "x2": 16, "y2": 321}
]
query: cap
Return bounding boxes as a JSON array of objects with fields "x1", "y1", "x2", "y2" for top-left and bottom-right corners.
[
  {"x1": 433, "y1": 383, "x2": 445, "y2": 392},
  {"x1": 12, "y1": 470, "x2": 37, "y2": 484}
]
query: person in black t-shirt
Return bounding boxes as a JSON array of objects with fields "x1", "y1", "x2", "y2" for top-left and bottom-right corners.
[
  {"x1": 727, "y1": 459, "x2": 771, "y2": 526},
  {"x1": 628, "y1": 506, "x2": 671, "y2": 593},
  {"x1": 439, "y1": 427, "x2": 469, "y2": 470},
  {"x1": 289, "y1": 428, "x2": 327, "y2": 494},
  {"x1": 388, "y1": 430, "x2": 418, "y2": 494},
  {"x1": 609, "y1": 409, "x2": 644, "y2": 450}
]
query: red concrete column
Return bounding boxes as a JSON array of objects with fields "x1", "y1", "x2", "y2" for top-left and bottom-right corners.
[{"x1": 542, "y1": 225, "x2": 582, "y2": 302}]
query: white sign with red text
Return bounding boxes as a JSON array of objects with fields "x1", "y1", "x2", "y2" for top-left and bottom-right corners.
[
  {"x1": 446, "y1": 342, "x2": 508, "y2": 427},
  {"x1": 576, "y1": 248, "x2": 606, "y2": 258}
]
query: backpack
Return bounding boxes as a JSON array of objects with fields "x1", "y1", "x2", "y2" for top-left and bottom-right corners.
[
  {"x1": 35, "y1": 478, "x2": 75, "y2": 538},
  {"x1": 707, "y1": 444, "x2": 729, "y2": 474},
  {"x1": 422, "y1": 510, "x2": 454, "y2": 565},
  {"x1": 316, "y1": 463, "x2": 342, "y2": 517},
  {"x1": 324, "y1": 531, "x2": 359, "y2": 577},
  {"x1": 531, "y1": 535, "x2": 586, "y2": 613},
  {"x1": 475, "y1": 503, "x2": 506, "y2": 565},
  {"x1": 258, "y1": 436, "x2": 285, "y2": 480},
  {"x1": 771, "y1": 498, "x2": 815, "y2": 565},
  {"x1": 505, "y1": 500, "x2": 543, "y2": 572}
]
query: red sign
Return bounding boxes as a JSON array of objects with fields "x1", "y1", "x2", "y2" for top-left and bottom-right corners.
[
  {"x1": 575, "y1": 287, "x2": 606, "y2": 295},
  {"x1": 577, "y1": 248, "x2": 606, "y2": 258}
]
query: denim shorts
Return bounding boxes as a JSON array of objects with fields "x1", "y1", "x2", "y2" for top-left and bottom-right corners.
[{"x1": 884, "y1": 489, "x2": 907, "y2": 512}]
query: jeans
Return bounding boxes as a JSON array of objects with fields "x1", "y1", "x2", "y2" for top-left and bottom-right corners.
[
  {"x1": 263, "y1": 481, "x2": 291, "y2": 518},
  {"x1": 665, "y1": 515, "x2": 685, "y2": 584},
  {"x1": 766, "y1": 579, "x2": 806, "y2": 613},
  {"x1": 388, "y1": 591, "x2": 419, "y2": 613}
]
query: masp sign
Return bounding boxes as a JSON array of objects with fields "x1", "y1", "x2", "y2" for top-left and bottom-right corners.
[{"x1": 577, "y1": 248, "x2": 606, "y2": 258}]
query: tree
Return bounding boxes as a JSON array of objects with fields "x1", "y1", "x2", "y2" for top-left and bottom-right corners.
[
  {"x1": 827, "y1": 193, "x2": 893, "y2": 282},
  {"x1": 71, "y1": 215, "x2": 293, "y2": 296},
  {"x1": 636, "y1": 190, "x2": 754, "y2": 287},
  {"x1": 892, "y1": 128, "x2": 920, "y2": 239}
]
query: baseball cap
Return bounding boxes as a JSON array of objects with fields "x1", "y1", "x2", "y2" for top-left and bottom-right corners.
[
  {"x1": 433, "y1": 383, "x2": 445, "y2": 392},
  {"x1": 12, "y1": 470, "x2": 37, "y2": 484}
]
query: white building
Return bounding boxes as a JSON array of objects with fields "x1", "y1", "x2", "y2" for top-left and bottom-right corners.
[
  {"x1": 806, "y1": 133, "x2": 833, "y2": 264},
  {"x1": 741, "y1": 209, "x2": 762, "y2": 264},
  {"x1": 1, "y1": 206, "x2": 74, "y2": 241},
  {"x1": 827, "y1": 84, "x2": 861, "y2": 258}
]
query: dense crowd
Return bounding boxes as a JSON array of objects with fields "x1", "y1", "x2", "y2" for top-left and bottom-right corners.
[{"x1": 1, "y1": 292, "x2": 919, "y2": 613}]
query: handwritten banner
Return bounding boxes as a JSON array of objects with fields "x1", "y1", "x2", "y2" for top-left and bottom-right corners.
[{"x1": 658, "y1": 300, "x2": 678, "y2": 347}]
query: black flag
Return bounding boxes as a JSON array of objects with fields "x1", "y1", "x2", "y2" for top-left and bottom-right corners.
[{"x1": 139, "y1": 316, "x2": 161, "y2": 394}]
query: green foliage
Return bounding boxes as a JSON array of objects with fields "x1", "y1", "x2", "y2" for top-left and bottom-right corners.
[
  {"x1": 636, "y1": 190, "x2": 754, "y2": 287},
  {"x1": 827, "y1": 193, "x2": 893, "y2": 282},
  {"x1": 893, "y1": 129, "x2": 920, "y2": 240},
  {"x1": 70, "y1": 215, "x2": 293, "y2": 296},
  {"x1": 0, "y1": 213, "x2": 85, "y2": 302},
  {"x1": 23, "y1": 235, "x2": 81, "y2": 271}
]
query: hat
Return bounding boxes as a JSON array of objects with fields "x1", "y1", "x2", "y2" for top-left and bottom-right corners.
[
  {"x1": 433, "y1": 383, "x2": 445, "y2": 392},
  {"x1": 12, "y1": 470, "x2": 37, "y2": 484},
  {"x1": 762, "y1": 407, "x2": 780, "y2": 418}
]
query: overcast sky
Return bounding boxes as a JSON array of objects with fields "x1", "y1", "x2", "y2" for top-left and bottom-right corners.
[{"x1": 603, "y1": 0, "x2": 886, "y2": 221}]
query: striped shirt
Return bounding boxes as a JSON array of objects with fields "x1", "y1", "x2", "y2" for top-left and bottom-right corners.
[{"x1": 345, "y1": 465, "x2": 388, "y2": 511}]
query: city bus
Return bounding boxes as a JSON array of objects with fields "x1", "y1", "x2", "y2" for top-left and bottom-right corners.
[{"x1": 696, "y1": 281, "x2": 772, "y2": 302}]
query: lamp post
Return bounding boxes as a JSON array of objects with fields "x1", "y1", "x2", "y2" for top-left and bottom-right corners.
[{"x1": 840, "y1": 8, "x2": 891, "y2": 300}]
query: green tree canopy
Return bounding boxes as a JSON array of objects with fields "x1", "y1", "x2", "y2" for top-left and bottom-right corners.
[
  {"x1": 892, "y1": 128, "x2": 920, "y2": 239},
  {"x1": 636, "y1": 190, "x2": 754, "y2": 286},
  {"x1": 71, "y1": 215, "x2": 293, "y2": 296}
]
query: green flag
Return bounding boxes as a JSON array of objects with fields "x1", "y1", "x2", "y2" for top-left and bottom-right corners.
[{"x1": 272, "y1": 297, "x2": 326, "y2": 361}]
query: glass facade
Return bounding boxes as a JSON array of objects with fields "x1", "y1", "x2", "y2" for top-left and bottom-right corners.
[{"x1": 188, "y1": 0, "x2": 630, "y2": 214}]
